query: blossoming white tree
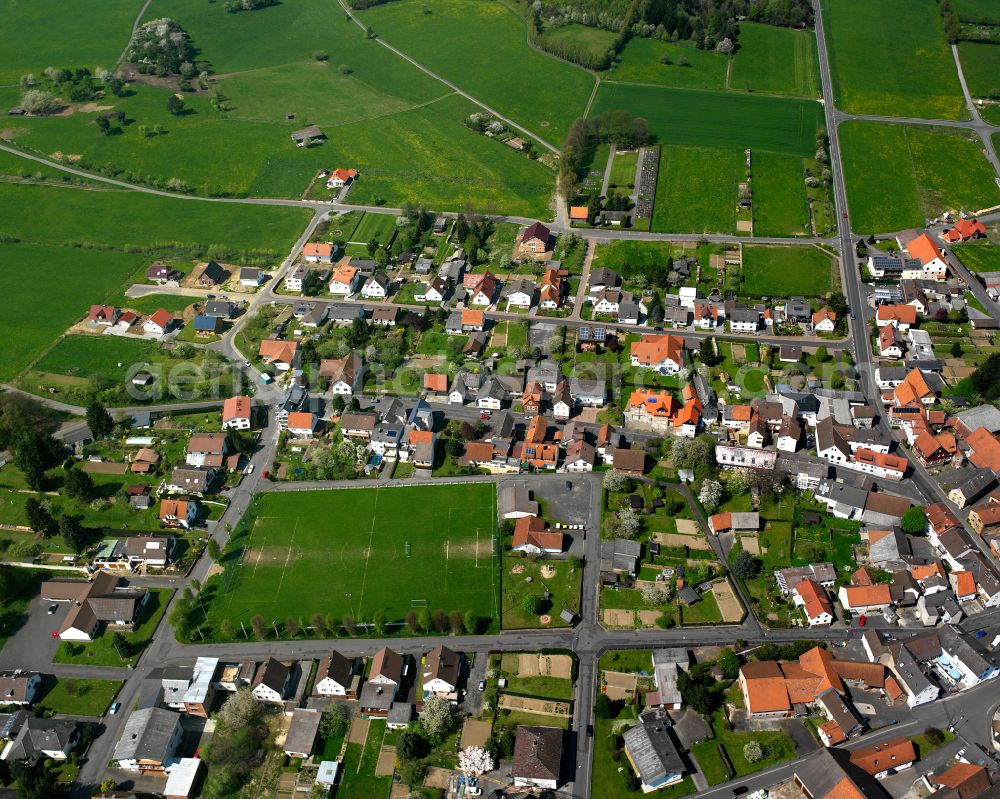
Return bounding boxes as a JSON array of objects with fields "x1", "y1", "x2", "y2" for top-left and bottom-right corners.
[{"x1": 458, "y1": 745, "x2": 495, "y2": 777}]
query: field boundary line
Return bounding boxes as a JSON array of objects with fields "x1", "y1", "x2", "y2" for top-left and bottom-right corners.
[
  {"x1": 272, "y1": 518, "x2": 298, "y2": 602},
  {"x1": 355, "y1": 488, "x2": 380, "y2": 616}
]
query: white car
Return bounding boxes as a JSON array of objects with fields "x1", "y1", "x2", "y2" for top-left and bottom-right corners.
[{"x1": 244, "y1": 464, "x2": 255, "y2": 475}]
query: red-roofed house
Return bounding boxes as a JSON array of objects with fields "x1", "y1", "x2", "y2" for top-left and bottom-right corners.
[
  {"x1": 286, "y1": 412, "x2": 317, "y2": 438},
  {"x1": 629, "y1": 335, "x2": 685, "y2": 375},
  {"x1": 143, "y1": 308, "x2": 175, "y2": 336},
  {"x1": 325, "y1": 168, "x2": 357, "y2": 189},
  {"x1": 943, "y1": 218, "x2": 987, "y2": 243},
  {"x1": 876, "y1": 305, "x2": 918, "y2": 330},
  {"x1": 812, "y1": 308, "x2": 837, "y2": 332},
  {"x1": 512, "y1": 516, "x2": 564, "y2": 554},
  {"x1": 902, "y1": 232, "x2": 948, "y2": 279},
  {"x1": 222, "y1": 396, "x2": 252, "y2": 430},
  {"x1": 849, "y1": 737, "x2": 916, "y2": 778},
  {"x1": 625, "y1": 389, "x2": 679, "y2": 432},
  {"x1": 302, "y1": 242, "x2": 334, "y2": 263},
  {"x1": 838, "y1": 584, "x2": 892, "y2": 614},
  {"x1": 968, "y1": 427, "x2": 1000, "y2": 471},
  {"x1": 795, "y1": 578, "x2": 834, "y2": 626},
  {"x1": 423, "y1": 373, "x2": 449, "y2": 397},
  {"x1": 951, "y1": 570, "x2": 978, "y2": 601},
  {"x1": 89, "y1": 305, "x2": 120, "y2": 326}
]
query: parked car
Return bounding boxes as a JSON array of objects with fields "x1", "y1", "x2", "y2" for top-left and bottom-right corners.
[
  {"x1": 479, "y1": 411, "x2": 491, "y2": 420},
  {"x1": 109, "y1": 703, "x2": 120, "y2": 715},
  {"x1": 47, "y1": 605, "x2": 57, "y2": 615},
  {"x1": 975, "y1": 630, "x2": 988, "y2": 638},
  {"x1": 477, "y1": 680, "x2": 485, "y2": 691},
  {"x1": 857, "y1": 615, "x2": 867, "y2": 627}
]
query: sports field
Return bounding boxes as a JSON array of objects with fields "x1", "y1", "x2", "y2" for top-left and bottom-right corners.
[
  {"x1": 953, "y1": 244, "x2": 1000, "y2": 274},
  {"x1": 359, "y1": 0, "x2": 594, "y2": 143},
  {"x1": 742, "y1": 245, "x2": 834, "y2": 298},
  {"x1": 840, "y1": 122, "x2": 1000, "y2": 233},
  {"x1": 204, "y1": 484, "x2": 499, "y2": 636},
  {"x1": 822, "y1": 0, "x2": 966, "y2": 119},
  {"x1": 729, "y1": 23, "x2": 820, "y2": 98}
]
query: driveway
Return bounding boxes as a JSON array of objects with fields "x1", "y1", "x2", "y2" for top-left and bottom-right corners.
[{"x1": 459, "y1": 651, "x2": 489, "y2": 716}]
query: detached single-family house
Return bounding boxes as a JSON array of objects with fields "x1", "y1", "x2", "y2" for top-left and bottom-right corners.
[
  {"x1": 512, "y1": 726, "x2": 563, "y2": 790},
  {"x1": 112, "y1": 706, "x2": 183, "y2": 772},
  {"x1": 303, "y1": 242, "x2": 335, "y2": 264},
  {"x1": 511, "y1": 515, "x2": 564, "y2": 554},
  {"x1": 258, "y1": 339, "x2": 299, "y2": 371},
  {"x1": 159, "y1": 498, "x2": 197, "y2": 530},
  {"x1": 630, "y1": 334, "x2": 685, "y2": 375},
  {"x1": 0, "y1": 671, "x2": 40, "y2": 706},
  {"x1": 812, "y1": 308, "x2": 837, "y2": 332},
  {"x1": 361, "y1": 271, "x2": 391, "y2": 299},
  {"x1": 143, "y1": 308, "x2": 175, "y2": 336},
  {"x1": 239, "y1": 267, "x2": 265, "y2": 287},
  {"x1": 320, "y1": 353, "x2": 362, "y2": 395},
  {"x1": 251, "y1": 658, "x2": 290, "y2": 704},
  {"x1": 504, "y1": 279, "x2": 536, "y2": 309},
  {"x1": 325, "y1": 168, "x2": 357, "y2": 189},
  {"x1": 1, "y1": 717, "x2": 78, "y2": 763},
  {"x1": 360, "y1": 647, "x2": 405, "y2": 717},
  {"x1": 222, "y1": 396, "x2": 252, "y2": 430},
  {"x1": 516, "y1": 222, "x2": 551, "y2": 257},
  {"x1": 329, "y1": 261, "x2": 362, "y2": 295},
  {"x1": 622, "y1": 708, "x2": 685, "y2": 792},
  {"x1": 147, "y1": 263, "x2": 182, "y2": 284}
]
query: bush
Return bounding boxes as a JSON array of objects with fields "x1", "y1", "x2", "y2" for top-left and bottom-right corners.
[
  {"x1": 743, "y1": 739, "x2": 763, "y2": 763},
  {"x1": 314, "y1": 50, "x2": 329, "y2": 62},
  {"x1": 20, "y1": 89, "x2": 61, "y2": 114}
]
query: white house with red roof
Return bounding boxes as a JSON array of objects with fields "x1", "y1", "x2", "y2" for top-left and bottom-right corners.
[
  {"x1": 143, "y1": 308, "x2": 175, "y2": 336},
  {"x1": 325, "y1": 168, "x2": 357, "y2": 189},
  {"x1": 222, "y1": 396, "x2": 252, "y2": 430}
]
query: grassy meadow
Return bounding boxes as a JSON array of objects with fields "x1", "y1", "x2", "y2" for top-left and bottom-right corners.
[
  {"x1": 358, "y1": 0, "x2": 595, "y2": 143},
  {"x1": 729, "y1": 23, "x2": 820, "y2": 98},
  {"x1": 953, "y1": 244, "x2": 1000, "y2": 274},
  {"x1": 742, "y1": 245, "x2": 834, "y2": 297},
  {"x1": 957, "y1": 43, "x2": 1000, "y2": 101},
  {"x1": 0, "y1": 0, "x2": 139, "y2": 84},
  {"x1": 822, "y1": 0, "x2": 966, "y2": 119},
  {"x1": 606, "y1": 38, "x2": 729, "y2": 90},
  {"x1": 752, "y1": 152, "x2": 812, "y2": 237},
  {"x1": 543, "y1": 24, "x2": 617, "y2": 64},
  {"x1": 651, "y1": 145, "x2": 743, "y2": 234},
  {"x1": 840, "y1": 122, "x2": 1000, "y2": 232}
]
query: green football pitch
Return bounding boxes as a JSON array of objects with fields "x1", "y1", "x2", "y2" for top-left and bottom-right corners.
[{"x1": 205, "y1": 483, "x2": 499, "y2": 635}]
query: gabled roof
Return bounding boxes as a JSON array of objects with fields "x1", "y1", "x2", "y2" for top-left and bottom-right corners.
[
  {"x1": 423, "y1": 645, "x2": 460, "y2": 688},
  {"x1": 253, "y1": 658, "x2": 289, "y2": 694},
  {"x1": 876, "y1": 305, "x2": 918, "y2": 325},
  {"x1": 630, "y1": 334, "x2": 684, "y2": 366},
  {"x1": 512, "y1": 725, "x2": 562, "y2": 781},
  {"x1": 222, "y1": 395, "x2": 251, "y2": 421},
  {"x1": 905, "y1": 232, "x2": 944, "y2": 265},
  {"x1": 848, "y1": 737, "x2": 916, "y2": 775},
  {"x1": 370, "y1": 647, "x2": 403, "y2": 684},
  {"x1": 519, "y1": 221, "x2": 550, "y2": 244}
]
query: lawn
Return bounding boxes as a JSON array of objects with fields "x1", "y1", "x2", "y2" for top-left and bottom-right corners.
[
  {"x1": 680, "y1": 591, "x2": 723, "y2": 624},
  {"x1": 202, "y1": 484, "x2": 499, "y2": 638},
  {"x1": 0, "y1": 0, "x2": 139, "y2": 84},
  {"x1": 349, "y1": 213, "x2": 399, "y2": 246},
  {"x1": 337, "y1": 721, "x2": 392, "y2": 799},
  {"x1": 691, "y1": 710, "x2": 796, "y2": 785},
  {"x1": 501, "y1": 554, "x2": 582, "y2": 630},
  {"x1": 652, "y1": 145, "x2": 742, "y2": 234},
  {"x1": 752, "y1": 153, "x2": 811, "y2": 237},
  {"x1": 590, "y1": 83, "x2": 821, "y2": 156},
  {"x1": 0, "y1": 244, "x2": 147, "y2": 381},
  {"x1": 741, "y1": 245, "x2": 834, "y2": 298},
  {"x1": 840, "y1": 122, "x2": 1000, "y2": 233},
  {"x1": 54, "y1": 589, "x2": 172, "y2": 666},
  {"x1": 358, "y1": 0, "x2": 595, "y2": 143},
  {"x1": 730, "y1": 23, "x2": 820, "y2": 98},
  {"x1": 592, "y1": 240, "x2": 676, "y2": 274},
  {"x1": 608, "y1": 150, "x2": 638, "y2": 190},
  {"x1": 822, "y1": 0, "x2": 966, "y2": 119},
  {"x1": 953, "y1": 244, "x2": 1000, "y2": 273},
  {"x1": 606, "y1": 38, "x2": 728, "y2": 91},
  {"x1": 35, "y1": 678, "x2": 122, "y2": 717}
]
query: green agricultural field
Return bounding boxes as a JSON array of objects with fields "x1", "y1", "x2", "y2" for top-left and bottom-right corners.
[
  {"x1": 730, "y1": 23, "x2": 820, "y2": 98},
  {"x1": 202, "y1": 484, "x2": 499, "y2": 637},
  {"x1": 742, "y1": 245, "x2": 834, "y2": 297},
  {"x1": 752, "y1": 152, "x2": 811, "y2": 237},
  {"x1": 0, "y1": 0, "x2": 139, "y2": 84},
  {"x1": 0, "y1": 244, "x2": 145, "y2": 381},
  {"x1": 957, "y1": 43, "x2": 1000, "y2": 101},
  {"x1": 608, "y1": 149, "x2": 638, "y2": 189},
  {"x1": 953, "y1": 244, "x2": 1000, "y2": 273},
  {"x1": 840, "y1": 122, "x2": 1000, "y2": 233},
  {"x1": 606, "y1": 38, "x2": 728, "y2": 91},
  {"x1": 543, "y1": 24, "x2": 617, "y2": 64},
  {"x1": 35, "y1": 678, "x2": 121, "y2": 717},
  {"x1": 952, "y1": 0, "x2": 1000, "y2": 17},
  {"x1": 359, "y1": 0, "x2": 595, "y2": 143},
  {"x1": 822, "y1": 0, "x2": 965, "y2": 119},
  {"x1": 0, "y1": 181, "x2": 308, "y2": 254},
  {"x1": 652, "y1": 145, "x2": 742, "y2": 234},
  {"x1": 590, "y1": 83, "x2": 821, "y2": 156}
]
